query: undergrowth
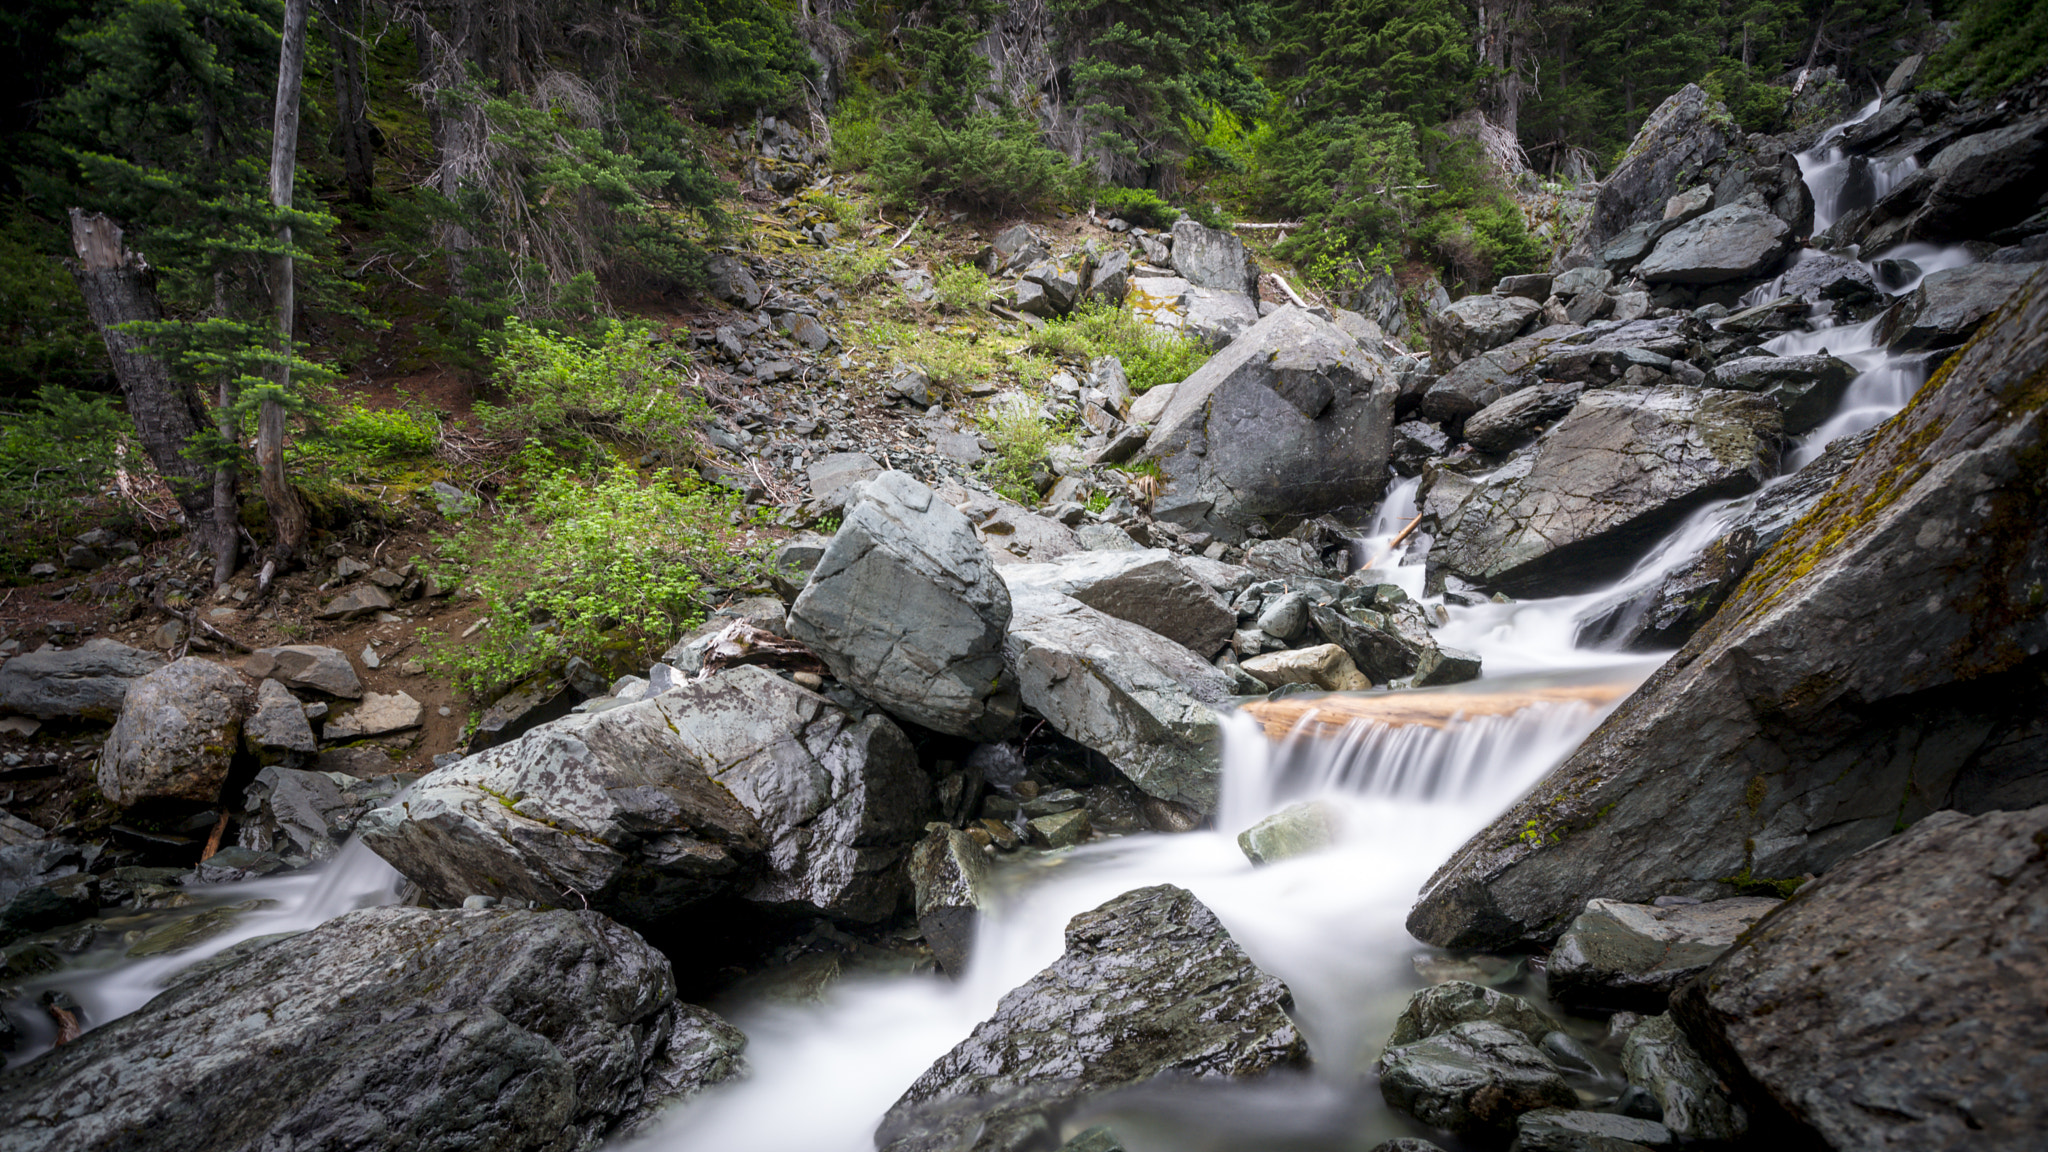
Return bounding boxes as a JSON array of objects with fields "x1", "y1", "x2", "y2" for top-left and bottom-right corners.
[{"x1": 1027, "y1": 304, "x2": 1211, "y2": 391}]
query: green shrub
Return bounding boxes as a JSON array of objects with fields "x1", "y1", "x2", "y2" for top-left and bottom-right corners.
[
  {"x1": 1923, "y1": 0, "x2": 2048, "y2": 98},
  {"x1": 934, "y1": 263, "x2": 992, "y2": 311},
  {"x1": 0, "y1": 210, "x2": 106, "y2": 399},
  {"x1": 0, "y1": 384, "x2": 124, "y2": 528},
  {"x1": 870, "y1": 105, "x2": 1083, "y2": 214},
  {"x1": 1093, "y1": 187, "x2": 1180, "y2": 229},
  {"x1": 976, "y1": 394, "x2": 1065, "y2": 505},
  {"x1": 828, "y1": 246, "x2": 890, "y2": 289},
  {"x1": 479, "y1": 317, "x2": 707, "y2": 454},
  {"x1": 1027, "y1": 304, "x2": 1211, "y2": 391},
  {"x1": 428, "y1": 455, "x2": 772, "y2": 696},
  {"x1": 326, "y1": 405, "x2": 441, "y2": 461}
]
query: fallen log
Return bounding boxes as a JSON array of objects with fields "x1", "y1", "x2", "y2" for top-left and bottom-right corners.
[{"x1": 1238, "y1": 682, "x2": 1634, "y2": 740}]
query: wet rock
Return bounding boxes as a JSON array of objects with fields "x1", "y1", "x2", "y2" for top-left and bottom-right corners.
[
  {"x1": 0, "y1": 874, "x2": 98, "y2": 947},
  {"x1": 1170, "y1": 219, "x2": 1259, "y2": 299},
  {"x1": 1548, "y1": 897, "x2": 1779, "y2": 1012},
  {"x1": 1388, "y1": 980, "x2": 1557, "y2": 1047},
  {"x1": 0, "y1": 906, "x2": 739, "y2": 1152},
  {"x1": 1377, "y1": 1021, "x2": 1576, "y2": 1136},
  {"x1": 98, "y1": 657, "x2": 254, "y2": 808},
  {"x1": 1891, "y1": 114, "x2": 2048, "y2": 245},
  {"x1": 1237, "y1": 800, "x2": 1337, "y2": 865},
  {"x1": 466, "y1": 675, "x2": 578, "y2": 753},
  {"x1": 316, "y1": 584, "x2": 393, "y2": 620},
  {"x1": 1619, "y1": 1014, "x2": 1746, "y2": 1141},
  {"x1": 1462, "y1": 380, "x2": 1585, "y2": 453},
  {"x1": 790, "y1": 471, "x2": 1017, "y2": 741},
  {"x1": 0, "y1": 639, "x2": 164, "y2": 721},
  {"x1": 1636, "y1": 204, "x2": 1791, "y2": 285},
  {"x1": 1407, "y1": 281, "x2": 2048, "y2": 951},
  {"x1": 1706, "y1": 353, "x2": 1855, "y2": 434},
  {"x1": 360, "y1": 665, "x2": 929, "y2": 927},
  {"x1": 1427, "y1": 294, "x2": 1543, "y2": 370},
  {"x1": 1390, "y1": 419, "x2": 1452, "y2": 476},
  {"x1": 998, "y1": 549, "x2": 1234, "y2": 657},
  {"x1": 612, "y1": 1004, "x2": 750, "y2": 1140},
  {"x1": 1030, "y1": 808, "x2": 1090, "y2": 848},
  {"x1": 1516, "y1": 1108, "x2": 1674, "y2": 1150},
  {"x1": 1676, "y1": 805, "x2": 2048, "y2": 1149},
  {"x1": 1412, "y1": 645, "x2": 1482, "y2": 687},
  {"x1": 239, "y1": 766, "x2": 405, "y2": 862},
  {"x1": 878, "y1": 884, "x2": 1306, "y2": 1152},
  {"x1": 1775, "y1": 251, "x2": 1877, "y2": 304},
  {"x1": 125, "y1": 898, "x2": 274, "y2": 956},
  {"x1": 321, "y1": 690, "x2": 423, "y2": 741},
  {"x1": 1534, "y1": 317, "x2": 1698, "y2": 386},
  {"x1": 1428, "y1": 387, "x2": 1781, "y2": 596},
  {"x1": 1241, "y1": 644, "x2": 1370, "y2": 692},
  {"x1": 1876, "y1": 261, "x2": 2042, "y2": 351},
  {"x1": 244, "y1": 677, "x2": 317, "y2": 756},
  {"x1": 1004, "y1": 589, "x2": 1233, "y2": 814},
  {"x1": 1142, "y1": 307, "x2": 1397, "y2": 541},
  {"x1": 1417, "y1": 324, "x2": 1573, "y2": 427},
  {"x1": 908, "y1": 826, "x2": 991, "y2": 975}
]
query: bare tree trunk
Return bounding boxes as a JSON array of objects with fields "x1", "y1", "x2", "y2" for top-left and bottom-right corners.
[
  {"x1": 66, "y1": 210, "x2": 238, "y2": 578},
  {"x1": 262, "y1": 0, "x2": 312, "y2": 569},
  {"x1": 320, "y1": 0, "x2": 375, "y2": 203}
]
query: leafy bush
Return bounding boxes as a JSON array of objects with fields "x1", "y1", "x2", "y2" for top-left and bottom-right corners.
[
  {"x1": 479, "y1": 317, "x2": 707, "y2": 454},
  {"x1": 0, "y1": 385, "x2": 125, "y2": 528},
  {"x1": 934, "y1": 263, "x2": 992, "y2": 311},
  {"x1": 1028, "y1": 304, "x2": 1210, "y2": 392},
  {"x1": 1923, "y1": 0, "x2": 2048, "y2": 97},
  {"x1": 0, "y1": 210, "x2": 106, "y2": 399},
  {"x1": 828, "y1": 246, "x2": 890, "y2": 289},
  {"x1": 976, "y1": 395, "x2": 1065, "y2": 505},
  {"x1": 429, "y1": 455, "x2": 772, "y2": 696},
  {"x1": 1093, "y1": 187, "x2": 1180, "y2": 229},
  {"x1": 870, "y1": 105, "x2": 1083, "y2": 214},
  {"x1": 326, "y1": 405, "x2": 441, "y2": 461}
]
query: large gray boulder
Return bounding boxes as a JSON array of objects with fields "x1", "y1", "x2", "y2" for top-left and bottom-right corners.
[
  {"x1": 1178, "y1": 286, "x2": 1262, "y2": 349},
  {"x1": 1428, "y1": 387, "x2": 1782, "y2": 596},
  {"x1": 1620, "y1": 1015, "x2": 1747, "y2": 1141},
  {"x1": 1407, "y1": 269, "x2": 2048, "y2": 951},
  {"x1": 243, "y1": 645, "x2": 362, "y2": 698},
  {"x1": 1876, "y1": 261, "x2": 2042, "y2": 351},
  {"x1": 1636, "y1": 204, "x2": 1792, "y2": 285},
  {"x1": 790, "y1": 471, "x2": 1018, "y2": 740},
  {"x1": 1881, "y1": 113, "x2": 2048, "y2": 245},
  {"x1": 1547, "y1": 896, "x2": 1780, "y2": 1012},
  {"x1": 244, "y1": 677, "x2": 318, "y2": 756},
  {"x1": 997, "y1": 548, "x2": 1234, "y2": 657},
  {"x1": 877, "y1": 884, "x2": 1306, "y2": 1152},
  {"x1": 1673, "y1": 805, "x2": 2048, "y2": 1151},
  {"x1": 0, "y1": 907, "x2": 744, "y2": 1152},
  {"x1": 1169, "y1": 219, "x2": 1259, "y2": 299},
  {"x1": 1140, "y1": 306, "x2": 1398, "y2": 540},
  {"x1": 1575, "y1": 85, "x2": 1731, "y2": 262},
  {"x1": 97, "y1": 658, "x2": 254, "y2": 808},
  {"x1": 1427, "y1": 294, "x2": 1543, "y2": 370},
  {"x1": 1387, "y1": 981, "x2": 1557, "y2": 1048},
  {"x1": 359, "y1": 665, "x2": 930, "y2": 926},
  {"x1": 907, "y1": 825, "x2": 991, "y2": 976},
  {"x1": 1004, "y1": 589, "x2": 1234, "y2": 813},
  {"x1": 1376, "y1": 1022, "x2": 1576, "y2": 1137},
  {"x1": 1418, "y1": 324, "x2": 1580, "y2": 426},
  {"x1": 239, "y1": 766, "x2": 409, "y2": 863},
  {"x1": 1461, "y1": 381, "x2": 1584, "y2": 453},
  {"x1": 1707, "y1": 353, "x2": 1856, "y2": 434},
  {"x1": 0, "y1": 639, "x2": 163, "y2": 720}
]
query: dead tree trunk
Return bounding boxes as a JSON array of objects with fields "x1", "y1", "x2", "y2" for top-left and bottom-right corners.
[
  {"x1": 320, "y1": 0, "x2": 375, "y2": 203},
  {"x1": 261, "y1": 0, "x2": 312, "y2": 569},
  {"x1": 66, "y1": 210, "x2": 238, "y2": 578}
]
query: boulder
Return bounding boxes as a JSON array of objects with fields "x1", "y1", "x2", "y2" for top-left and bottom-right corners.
[
  {"x1": 1575, "y1": 86, "x2": 1732, "y2": 261},
  {"x1": 1179, "y1": 286, "x2": 1261, "y2": 349},
  {"x1": 1706, "y1": 354, "x2": 1856, "y2": 434},
  {"x1": 1085, "y1": 249, "x2": 1131, "y2": 304},
  {"x1": 1672, "y1": 806, "x2": 2048, "y2": 1151},
  {"x1": 244, "y1": 645, "x2": 362, "y2": 698},
  {"x1": 239, "y1": 766, "x2": 406, "y2": 862},
  {"x1": 1387, "y1": 980, "x2": 1558, "y2": 1048},
  {"x1": 98, "y1": 658, "x2": 254, "y2": 808},
  {"x1": 466, "y1": 675, "x2": 578, "y2": 753},
  {"x1": 997, "y1": 549, "x2": 1234, "y2": 657},
  {"x1": 0, "y1": 874, "x2": 98, "y2": 947},
  {"x1": 1516, "y1": 1109, "x2": 1674, "y2": 1151},
  {"x1": 0, "y1": 639, "x2": 163, "y2": 720},
  {"x1": 877, "y1": 884, "x2": 1306, "y2": 1152},
  {"x1": 1620, "y1": 1015, "x2": 1747, "y2": 1141},
  {"x1": 1462, "y1": 381, "x2": 1585, "y2": 453},
  {"x1": 1376, "y1": 1021, "x2": 1577, "y2": 1136},
  {"x1": 322, "y1": 690, "x2": 422, "y2": 741},
  {"x1": 1774, "y1": 251, "x2": 1877, "y2": 304},
  {"x1": 1407, "y1": 274, "x2": 2048, "y2": 950},
  {"x1": 1547, "y1": 897, "x2": 1779, "y2": 1012},
  {"x1": 1636, "y1": 204, "x2": 1792, "y2": 285},
  {"x1": 1418, "y1": 324, "x2": 1581, "y2": 427},
  {"x1": 1141, "y1": 306, "x2": 1398, "y2": 541},
  {"x1": 1876, "y1": 262, "x2": 2042, "y2": 351},
  {"x1": 1391, "y1": 419, "x2": 1452, "y2": 475},
  {"x1": 707, "y1": 253, "x2": 763, "y2": 309},
  {"x1": 1497, "y1": 273, "x2": 1554, "y2": 300},
  {"x1": 1169, "y1": 219, "x2": 1259, "y2": 299},
  {"x1": 1893, "y1": 114, "x2": 2048, "y2": 244},
  {"x1": 1241, "y1": 644, "x2": 1371, "y2": 692},
  {"x1": 359, "y1": 665, "x2": 930, "y2": 927},
  {"x1": 1004, "y1": 589, "x2": 1234, "y2": 813},
  {"x1": 0, "y1": 906, "x2": 743, "y2": 1152},
  {"x1": 1535, "y1": 317, "x2": 1699, "y2": 386},
  {"x1": 806, "y1": 451, "x2": 884, "y2": 512},
  {"x1": 1237, "y1": 800, "x2": 1338, "y2": 865},
  {"x1": 245, "y1": 677, "x2": 317, "y2": 756},
  {"x1": 316, "y1": 585, "x2": 392, "y2": 620},
  {"x1": 1428, "y1": 387, "x2": 1782, "y2": 596},
  {"x1": 1427, "y1": 294, "x2": 1543, "y2": 371},
  {"x1": 789, "y1": 471, "x2": 1018, "y2": 741},
  {"x1": 907, "y1": 825, "x2": 991, "y2": 976}
]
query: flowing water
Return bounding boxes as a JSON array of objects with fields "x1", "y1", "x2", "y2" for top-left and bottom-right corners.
[{"x1": 3, "y1": 101, "x2": 1987, "y2": 1149}]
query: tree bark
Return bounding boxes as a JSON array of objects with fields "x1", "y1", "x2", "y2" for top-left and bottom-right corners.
[
  {"x1": 262, "y1": 0, "x2": 312, "y2": 567},
  {"x1": 320, "y1": 0, "x2": 375, "y2": 204},
  {"x1": 66, "y1": 210, "x2": 238, "y2": 578}
]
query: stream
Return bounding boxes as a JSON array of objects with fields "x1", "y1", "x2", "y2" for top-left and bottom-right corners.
[{"x1": 3, "y1": 101, "x2": 1980, "y2": 1152}]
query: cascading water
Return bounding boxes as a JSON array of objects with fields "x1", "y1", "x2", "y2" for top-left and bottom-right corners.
[{"x1": 4, "y1": 97, "x2": 1980, "y2": 1150}]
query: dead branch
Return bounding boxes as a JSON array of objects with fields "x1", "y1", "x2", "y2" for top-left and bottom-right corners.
[{"x1": 697, "y1": 620, "x2": 827, "y2": 678}]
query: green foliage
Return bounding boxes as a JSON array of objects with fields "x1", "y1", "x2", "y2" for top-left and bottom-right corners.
[
  {"x1": 325, "y1": 405, "x2": 441, "y2": 461},
  {"x1": 869, "y1": 103, "x2": 1083, "y2": 213},
  {"x1": 1083, "y1": 490, "x2": 1112, "y2": 514},
  {"x1": 428, "y1": 454, "x2": 771, "y2": 696},
  {"x1": 1924, "y1": 0, "x2": 2048, "y2": 97},
  {"x1": 828, "y1": 245, "x2": 891, "y2": 289},
  {"x1": 934, "y1": 263, "x2": 992, "y2": 311},
  {"x1": 1705, "y1": 64, "x2": 1794, "y2": 134},
  {"x1": 478, "y1": 317, "x2": 707, "y2": 455},
  {"x1": 1264, "y1": 0, "x2": 1473, "y2": 126},
  {"x1": 976, "y1": 394, "x2": 1065, "y2": 504},
  {"x1": 638, "y1": 0, "x2": 817, "y2": 114},
  {"x1": 1027, "y1": 304, "x2": 1211, "y2": 391},
  {"x1": 0, "y1": 384, "x2": 126, "y2": 528},
  {"x1": 1093, "y1": 187, "x2": 1181, "y2": 229},
  {"x1": 0, "y1": 206, "x2": 104, "y2": 399}
]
